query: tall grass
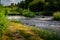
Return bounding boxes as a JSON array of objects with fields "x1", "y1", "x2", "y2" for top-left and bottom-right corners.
[
  {"x1": 29, "y1": 27, "x2": 58, "y2": 40},
  {"x1": 0, "y1": 5, "x2": 8, "y2": 40}
]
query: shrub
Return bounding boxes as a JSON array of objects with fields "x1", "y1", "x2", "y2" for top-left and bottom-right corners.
[
  {"x1": 22, "y1": 9, "x2": 35, "y2": 17},
  {"x1": 2, "y1": 7, "x2": 10, "y2": 15},
  {"x1": 53, "y1": 12, "x2": 60, "y2": 21},
  {"x1": 16, "y1": 8, "x2": 23, "y2": 15},
  {"x1": 0, "y1": 6, "x2": 8, "y2": 40}
]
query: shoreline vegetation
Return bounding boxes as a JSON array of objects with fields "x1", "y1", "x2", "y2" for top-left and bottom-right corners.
[{"x1": 2, "y1": 22, "x2": 58, "y2": 40}]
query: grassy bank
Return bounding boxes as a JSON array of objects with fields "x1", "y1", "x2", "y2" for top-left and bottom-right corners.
[
  {"x1": 2, "y1": 22, "x2": 42, "y2": 40},
  {"x1": 2, "y1": 22, "x2": 58, "y2": 40}
]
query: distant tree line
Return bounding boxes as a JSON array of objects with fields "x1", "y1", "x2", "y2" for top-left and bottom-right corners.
[{"x1": 13, "y1": 0, "x2": 60, "y2": 16}]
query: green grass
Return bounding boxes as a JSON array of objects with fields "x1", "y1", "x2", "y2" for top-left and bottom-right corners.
[{"x1": 29, "y1": 26, "x2": 58, "y2": 40}]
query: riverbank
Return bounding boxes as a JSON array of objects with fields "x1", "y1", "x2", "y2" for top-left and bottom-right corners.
[
  {"x1": 2, "y1": 22, "x2": 41, "y2": 40},
  {"x1": 2, "y1": 22, "x2": 58, "y2": 40}
]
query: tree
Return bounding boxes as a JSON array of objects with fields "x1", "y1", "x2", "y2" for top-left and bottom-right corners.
[
  {"x1": 16, "y1": 0, "x2": 60, "y2": 16},
  {"x1": 11, "y1": 3, "x2": 14, "y2": 6},
  {"x1": 17, "y1": 1, "x2": 26, "y2": 9},
  {"x1": 28, "y1": 0, "x2": 46, "y2": 12},
  {"x1": 25, "y1": 0, "x2": 33, "y2": 8}
]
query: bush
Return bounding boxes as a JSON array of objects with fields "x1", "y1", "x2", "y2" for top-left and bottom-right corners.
[
  {"x1": 53, "y1": 12, "x2": 60, "y2": 21},
  {"x1": 0, "y1": 6, "x2": 8, "y2": 40},
  {"x1": 16, "y1": 8, "x2": 23, "y2": 14},
  {"x1": 22, "y1": 9, "x2": 35, "y2": 17}
]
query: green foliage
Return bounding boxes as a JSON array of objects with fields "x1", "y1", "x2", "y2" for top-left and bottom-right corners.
[
  {"x1": 4, "y1": 0, "x2": 60, "y2": 16},
  {"x1": 15, "y1": 0, "x2": 60, "y2": 16},
  {"x1": 0, "y1": 5, "x2": 8, "y2": 40},
  {"x1": 35, "y1": 12, "x2": 44, "y2": 15},
  {"x1": 22, "y1": 9, "x2": 35, "y2": 17},
  {"x1": 5, "y1": 6, "x2": 19, "y2": 15},
  {"x1": 29, "y1": 0, "x2": 45, "y2": 5},
  {"x1": 30, "y1": 27, "x2": 58, "y2": 40},
  {"x1": 29, "y1": 0, "x2": 46, "y2": 12},
  {"x1": 5, "y1": 8, "x2": 9, "y2": 15},
  {"x1": 16, "y1": 8, "x2": 23, "y2": 15},
  {"x1": 53, "y1": 12, "x2": 60, "y2": 20}
]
